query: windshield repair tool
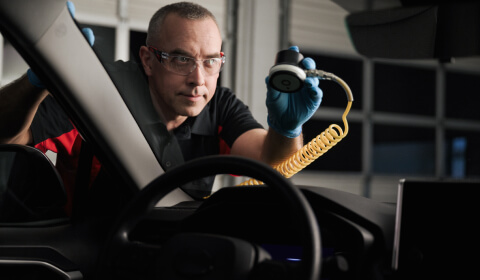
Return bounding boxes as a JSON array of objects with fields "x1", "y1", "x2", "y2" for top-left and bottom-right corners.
[{"x1": 239, "y1": 49, "x2": 354, "y2": 186}]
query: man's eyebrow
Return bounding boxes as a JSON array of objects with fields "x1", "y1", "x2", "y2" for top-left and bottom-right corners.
[
  {"x1": 169, "y1": 48, "x2": 221, "y2": 58},
  {"x1": 169, "y1": 48, "x2": 190, "y2": 56}
]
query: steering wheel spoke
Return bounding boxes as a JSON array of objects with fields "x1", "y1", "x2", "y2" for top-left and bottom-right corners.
[{"x1": 108, "y1": 238, "x2": 162, "y2": 279}]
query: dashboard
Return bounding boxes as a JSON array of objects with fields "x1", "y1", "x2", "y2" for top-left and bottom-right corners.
[{"x1": 130, "y1": 185, "x2": 397, "y2": 280}]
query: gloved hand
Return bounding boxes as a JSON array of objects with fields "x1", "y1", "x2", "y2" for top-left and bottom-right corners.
[
  {"x1": 266, "y1": 46, "x2": 323, "y2": 138},
  {"x1": 27, "y1": 1, "x2": 95, "y2": 88}
]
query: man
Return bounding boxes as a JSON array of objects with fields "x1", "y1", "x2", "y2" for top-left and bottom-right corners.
[{"x1": 0, "y1": 2, "x2": 322, "y2": 200}]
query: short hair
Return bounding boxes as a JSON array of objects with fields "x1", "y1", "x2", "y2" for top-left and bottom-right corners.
[{"x1": 146, "y1": 1, "x2": 219, "y2": 46}]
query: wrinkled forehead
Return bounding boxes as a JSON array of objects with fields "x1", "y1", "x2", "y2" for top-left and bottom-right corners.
[
  {"x1": 157, "y1": 14, "x2": 220, "y2": 40},
  {"x1": 155, "y1": 14, "x2": 222, "y2": 55}
]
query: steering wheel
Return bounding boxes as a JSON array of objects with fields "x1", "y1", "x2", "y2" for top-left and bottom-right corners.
[{"x1": 99, "y1": 155, "x2": 321, "y2": 280}]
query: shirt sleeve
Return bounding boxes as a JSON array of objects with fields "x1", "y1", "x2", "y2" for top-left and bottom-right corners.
[
  {"x1": 214, "y1": 87, "x2": 264, "y2": 147},
  {"x1": 31, "y1": 96, "x2": 75, "y2": 150}
]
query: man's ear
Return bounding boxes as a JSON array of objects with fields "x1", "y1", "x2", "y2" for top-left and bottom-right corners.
[{"x1": 139, "y1": 46, "x2": 153, "y2": 76}]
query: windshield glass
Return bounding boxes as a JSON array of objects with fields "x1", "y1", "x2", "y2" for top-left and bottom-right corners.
[{"x1": 2, "y1": 0, "x2": 480, "y2": 206}]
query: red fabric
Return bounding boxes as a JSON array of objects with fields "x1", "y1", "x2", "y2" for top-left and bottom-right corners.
[
  {"x1": 34, "y1": 128, "x2": 101, "y2": 215},
  {"x1": 218, "y1": 126, "x2": 231, "y2": 155},
  {"x1": 218, "y1": 126, "x2": 242, "y2": 178}
]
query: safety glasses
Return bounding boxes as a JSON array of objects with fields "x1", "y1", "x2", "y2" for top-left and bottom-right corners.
[{"x1": 148, "y1": 46, "x2": 225, "y2": 76}]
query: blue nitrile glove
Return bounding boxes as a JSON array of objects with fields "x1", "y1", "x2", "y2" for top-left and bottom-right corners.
[
  {"x1": 27, "y1": 1, "x2": 95, "y2": 88},
  {"x1": 266, "y1": 46, "x2": 323, "y2": 138}
]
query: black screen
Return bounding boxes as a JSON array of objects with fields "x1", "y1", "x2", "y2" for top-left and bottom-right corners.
[{"x1": 393, "y1": 179, "x2": 480, "y2": 279}]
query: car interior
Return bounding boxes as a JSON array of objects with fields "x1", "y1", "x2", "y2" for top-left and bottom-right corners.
[{"x1": 1, "y1": 0, "x2": 479, "y2": 280}]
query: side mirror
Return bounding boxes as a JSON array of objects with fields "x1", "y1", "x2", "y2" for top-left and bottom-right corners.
[{"x1": 0, "y1": 144, "x2": 67, "y2": 223}]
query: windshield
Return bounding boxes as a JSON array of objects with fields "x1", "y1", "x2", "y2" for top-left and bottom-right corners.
[{"x1": 2, "y1": 0, "x2": 480, "y2": 205}]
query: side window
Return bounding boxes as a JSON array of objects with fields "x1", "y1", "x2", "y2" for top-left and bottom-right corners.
[
  {"x1": 1, "y1": 35, "x2": 67, "y2": 224},
  {"x1": 0, "y1": 151, "x2": 15, "y2": 193},
  {"x1": 0, "y1": 145, "x2": 67, "y2": 223}
]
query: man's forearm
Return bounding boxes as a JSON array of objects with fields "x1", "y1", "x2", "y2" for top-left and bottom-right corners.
[
  {"x1": 261, "y1": 128, "x2": 304, "y2": 166},
  {"x1": 0, "y1": 73, "x2": 48, "y2": 144}
]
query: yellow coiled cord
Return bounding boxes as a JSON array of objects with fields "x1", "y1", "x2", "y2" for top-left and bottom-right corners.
[{"x1": 238, "y1": 71, "x2": 354, "y2": 186}]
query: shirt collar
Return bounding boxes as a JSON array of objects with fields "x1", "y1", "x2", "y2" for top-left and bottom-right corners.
[{"x1": 174, "y1": 103, "x2": 215, "y2": 139}]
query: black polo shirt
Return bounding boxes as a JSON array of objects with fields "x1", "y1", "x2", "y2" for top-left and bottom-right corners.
[
  {"x1": 170, "y1": 87, "x2": 263, "y2": 198},
  {"x1": 109, "y1": 61, "x2": 264, "y2": 198}
]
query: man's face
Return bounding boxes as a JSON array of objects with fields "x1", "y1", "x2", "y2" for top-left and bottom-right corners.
[{"x1": 143, "y1": 14, "x2": 223, "y2": 122}]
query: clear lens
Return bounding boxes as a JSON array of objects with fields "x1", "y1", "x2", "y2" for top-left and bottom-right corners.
[
  {"x1": 149, "y1": 46, "x2": 225, "y2": 76},
  {"x1": 163, "y1": 55, "x2": 224, "y2": 76}
]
